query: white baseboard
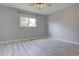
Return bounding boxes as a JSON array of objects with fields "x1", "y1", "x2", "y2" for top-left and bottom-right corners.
[
  {"x1": 53, "y1": 37, "x2": 79, "y2": 46},
  {"x1": 0, "y1": 35, "x2": 48, "y2": 44}
]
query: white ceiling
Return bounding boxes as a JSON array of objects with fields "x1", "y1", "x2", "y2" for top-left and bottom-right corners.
[{"x1": 0, "y1": 3, "x2": 75, "y2": 15}]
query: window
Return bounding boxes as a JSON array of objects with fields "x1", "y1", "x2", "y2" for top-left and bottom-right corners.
[{"x1": 20, "y1": 16, "x2": 36, "y2": 27}]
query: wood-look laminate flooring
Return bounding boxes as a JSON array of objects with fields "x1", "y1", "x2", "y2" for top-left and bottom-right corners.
[{"x1": 0, "y1": 38, "x2": 79, "y2": 56}]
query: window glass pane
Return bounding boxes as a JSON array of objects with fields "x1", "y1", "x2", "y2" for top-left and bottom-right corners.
[
  {"x1": 20, "y1": 16, "x2": 36, "y2": 27},
  {"x1": 20, "y1": 16, "x2": 28, "y2": 27},
  {"x1": 29, "y1": 18, "x2": 36, "y2": 27}
]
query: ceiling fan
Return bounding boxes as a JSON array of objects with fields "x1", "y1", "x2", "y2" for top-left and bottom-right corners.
[{"x1": 29, "y1": 3, "x2": 52, "y2": 10}]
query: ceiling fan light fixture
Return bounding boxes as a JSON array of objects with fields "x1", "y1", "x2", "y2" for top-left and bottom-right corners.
[{"x1": 33, "y1": 3, "x2": 47, "y2": 10}]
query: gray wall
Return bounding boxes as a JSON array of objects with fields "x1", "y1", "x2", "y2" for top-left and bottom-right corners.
[
  {"x1": 48, "y1": 4, "x2": 79, "y2": 43},
  {"x1": 0, "y1": 5, "x2": 47, "y2": 41}
]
